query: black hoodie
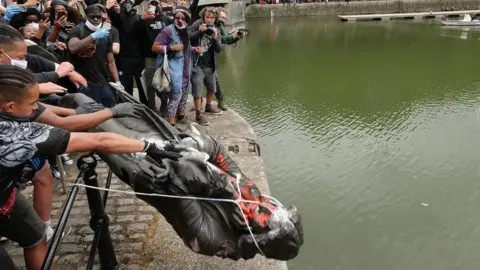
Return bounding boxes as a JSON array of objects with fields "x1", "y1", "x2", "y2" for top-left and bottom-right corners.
[{"x1": 131, "y1": 13, "x2": 172, "y2": 59}]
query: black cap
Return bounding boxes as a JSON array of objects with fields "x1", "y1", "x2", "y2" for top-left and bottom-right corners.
[
  {"x1": 51, "y1": 0, "x2": 68, "y2": 8},
  {"x1": 94, "y1": 3, "x2": 107, "y2": 13},
  {"x1": 85, "y1": 4, "x2": 102, "y2": 15}
]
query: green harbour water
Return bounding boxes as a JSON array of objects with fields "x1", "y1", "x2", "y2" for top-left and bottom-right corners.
[{"x1": 217, "y1": 17, "x2": 480, "y2": 269}]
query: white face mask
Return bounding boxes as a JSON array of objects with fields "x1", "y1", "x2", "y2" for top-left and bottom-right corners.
[
  {"x1": 86, "y1": 20, "x2": 102, "y2": 31},
  {"x1": 3, "y1": 52, "x2": 28, "y2": 69},
  {"x1": 174, "y1": 19, "x2": 186, "y2": 29},
  {"x1": 28, "y1": 23, "x2": 39, "y2": 31}
]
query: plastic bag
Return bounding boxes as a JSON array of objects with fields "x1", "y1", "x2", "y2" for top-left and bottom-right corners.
[{"x1": 152, "y1": 51, "x2": 171, "y2": 93}]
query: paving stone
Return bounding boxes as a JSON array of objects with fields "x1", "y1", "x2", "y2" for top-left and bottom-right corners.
[
  {"x1": 119, "y1": 253, "x2": 141, "y2": 264},
  {"x1": 57, "y1": 254, "x2": 82, "y2": 264},
  {"x1": 116, "y1": 199, "x2": 135, "y2": 206},
  {"x1": 126, "y1": 223, "x2": 149, "y2": 233},
  {"x1": 57, "y1": 244, "x2": 88, "y2": 254},
  {"x1": 138, "y1": 206, "x2": 154, "y2": 212},
  {"x1": 138, "y1": 214, "x2": 154, "y2": 222},
  {"x1": 116, "y1": 206, "x2": 136, "y2": 213},
  {"x1": 62, "y1": 235, "x2": 82, "y2": 244},
  {"x1": 115, "y1": 243, "x2": 143, "y2": 252},
  {"x1": 119, "y1": 264, "x2": 142, "y2": 270},
  {"x1": 129, "y1": 233, "x2": 146, "y2": 240},
  {"x1": 117, "y1": 215, "x2": 135, "y2": 223}
]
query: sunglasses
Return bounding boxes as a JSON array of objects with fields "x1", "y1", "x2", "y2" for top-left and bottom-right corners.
[{"x1": 88, "y1": 15, "x2": 102, "y2": 20}]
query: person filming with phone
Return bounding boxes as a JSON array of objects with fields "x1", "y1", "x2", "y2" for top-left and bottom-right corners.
[{"x1": 44, "y1": 0, "x2": 82, "y2": 61}]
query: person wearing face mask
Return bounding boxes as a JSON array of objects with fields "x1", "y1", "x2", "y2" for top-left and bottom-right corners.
[
  {"x1": 11, "y1": 8, "x2": 51, "y2": 48},
  {"x1": 67, "y1": 5, "x2": 122, "y2": 108},
  {"x1": 107, "y1": 0, "x2": 149, "y2": 106},
  {"x1": 152, "y1": 6, "x2": 200, "y2": 127},
  {"x1": 0, "y1": 24, "x2": 87, "y2": 89},
  {"x1": 131, "y1": 0, "x2": 172, "y2": 111},
  {"x1": 95, "y1": 3, "x2": 120, "y2": 55},
  {"x1": 44, "y1": 0, "x2": 82, "y2": 61}
]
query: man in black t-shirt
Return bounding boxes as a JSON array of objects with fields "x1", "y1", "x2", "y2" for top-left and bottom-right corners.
[
  {"x1": 67, "y1": 5, "x2": 123, "y2": 108},
  {"x1": 0, "y1": 65, "x2": 181, "y2": 269}
]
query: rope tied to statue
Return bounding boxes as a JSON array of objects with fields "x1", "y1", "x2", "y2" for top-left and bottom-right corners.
[{"x1": 74, "y1": 173, "x2": 287, "y2": 257}]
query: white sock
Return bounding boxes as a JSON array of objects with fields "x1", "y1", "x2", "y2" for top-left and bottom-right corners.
[{"x1": 45, "y1": 225, "x2": 54, "y2": 242}]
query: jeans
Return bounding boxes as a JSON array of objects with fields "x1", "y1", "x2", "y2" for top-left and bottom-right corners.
[
  {"x1": 214, "y1": 71, "x2": 224, "y2": 101},
  {"x1": 118, "y1": 56, "x2": 148, "y2": 106},
  {"x1": 144, "y1": 57, "x2": 157, "y2": 110},
  {"x1": 78, "y1": 85, "x2": 116, "y2": 108}
]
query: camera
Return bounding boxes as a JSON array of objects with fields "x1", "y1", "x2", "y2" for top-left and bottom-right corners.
[
  {"x1": 205, "y1": 24, "x2": 214, "y2": 36},
  {"x1": 237, "y1": 28, "x2": 248, "y2": 37}
]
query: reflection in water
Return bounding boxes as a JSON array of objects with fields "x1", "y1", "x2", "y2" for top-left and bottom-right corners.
[{"x1": 217, "y1": 18, "x2": 480, "y2": 270}]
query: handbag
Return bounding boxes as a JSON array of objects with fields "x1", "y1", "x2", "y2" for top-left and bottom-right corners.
[{"x1": 152, "y1": 51, "x2": 171, "y2": 93}]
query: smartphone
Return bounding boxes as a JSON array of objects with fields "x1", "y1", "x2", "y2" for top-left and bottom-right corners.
[
  {"x1": 148, "y1": 5, "x2": 156, "y2": 13},
  {"x1": 56, "y1": 12, "x2": 67, "y2": 19}
]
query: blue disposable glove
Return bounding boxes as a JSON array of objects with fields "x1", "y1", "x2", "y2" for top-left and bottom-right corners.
[
  {"x1": 109, "y1": 81, "x2": 124, "y2": 91},
  {"x1": 113, "y1": 81, "x2": 124, "y2": 91},
  {"x1": 90, "y1": 28, "x2": 110, "y2": 40},
  {"x1": 4, "y1": 5, "x2": 22, "y2": 21}
]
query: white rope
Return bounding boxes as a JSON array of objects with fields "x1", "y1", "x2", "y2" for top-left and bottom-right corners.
[{"x1": 73, "y1": 173, "x2": 271, "y2": 257}]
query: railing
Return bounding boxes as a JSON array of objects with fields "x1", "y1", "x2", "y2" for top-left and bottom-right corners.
[{"x1": 42, "y1": 154, "x2": 118, "y2": 270}]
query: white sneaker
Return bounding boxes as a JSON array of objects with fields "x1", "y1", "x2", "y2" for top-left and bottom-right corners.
[
  {"x1": 60, "y1": 154, "x2": 74, "y2": 165},
  {"x1": 0, "y1": 236, "x2": 7, "y2": 242}
]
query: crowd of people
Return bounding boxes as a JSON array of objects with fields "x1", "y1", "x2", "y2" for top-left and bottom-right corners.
[{"x1": 0, "y1": 0, "x2": 246, "y2": 268}]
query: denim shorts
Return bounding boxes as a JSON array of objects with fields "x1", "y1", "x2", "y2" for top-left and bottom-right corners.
[
  {"x1": 0, "y1": 189, "x2": 46, "y2": 248},
  {"x1": 191, "y1": 65, "x2": 216, "y2": 98}
]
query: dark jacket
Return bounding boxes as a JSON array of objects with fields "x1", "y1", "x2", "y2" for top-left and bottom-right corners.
[
  {"x1": 188, "y1": 19, "x2": 221, "y2": 69},
  {"x1": 108, "y1": 6, "x2": 141, "y2": 59},
  {"x1": 218, "y1": 24, "x2": 239, "y2": 45},
  {"x1": 131, "y1": 14, "x2": 172, "y2": 59},
  {"x1": 26, "y1": 53, "x2": 59, "y2": 83}
]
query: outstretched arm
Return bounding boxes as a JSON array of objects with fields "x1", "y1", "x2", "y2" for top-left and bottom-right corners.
[{"x1": 36, "y1": 107, "x2": 114, "y2": 131}]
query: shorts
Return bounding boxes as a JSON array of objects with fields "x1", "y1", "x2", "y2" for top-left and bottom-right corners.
[
  {"x1": 191, "y1": 65, "x2": 216, "y2": 98},
  {"x1": 0, "y1": 189, "x2": 46, "y2": 248},
  {"x1": 17, "y1": 157, "x2": 48, "y2": 186}
]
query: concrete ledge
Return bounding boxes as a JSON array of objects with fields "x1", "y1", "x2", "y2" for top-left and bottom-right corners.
[{"x1": 245, "y1": 0, "x2": 480, "y2": 17}]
